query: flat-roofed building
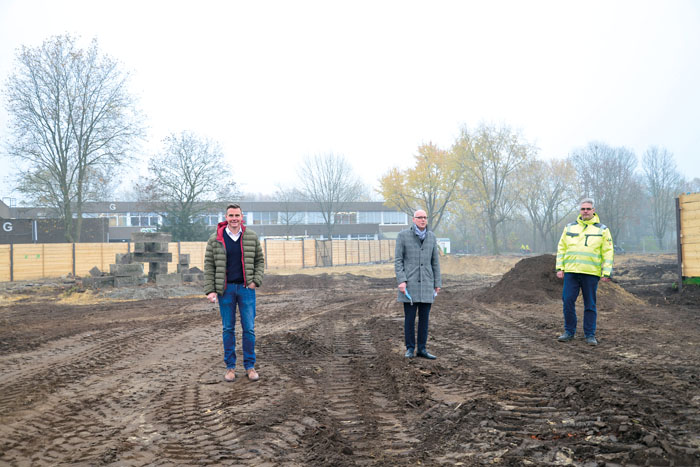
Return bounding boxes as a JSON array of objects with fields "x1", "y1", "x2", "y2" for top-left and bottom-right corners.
[{"x1": 11, "y1": 201, "x2": 409, "y2": 242}]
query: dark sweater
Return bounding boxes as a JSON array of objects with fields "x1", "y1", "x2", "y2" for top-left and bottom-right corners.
[{"x1": 223, "y1": 231, "x2": 244, "y2": 284}]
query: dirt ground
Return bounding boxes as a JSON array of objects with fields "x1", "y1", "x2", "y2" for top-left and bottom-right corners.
[{"x1": 0, "y1": 253, "x2": 698, "y2": 466}]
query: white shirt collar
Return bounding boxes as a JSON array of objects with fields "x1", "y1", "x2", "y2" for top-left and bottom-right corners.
[{"x1": 225, "y1": 226, "x2": 241, "y2": 241}]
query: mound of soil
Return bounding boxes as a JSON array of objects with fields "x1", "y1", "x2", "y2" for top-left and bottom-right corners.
[
  {"x1": 477, "y1": 255, "x2": 560, "y2": 304},
  {"x1": 477, "y1": 255, "x2": 647, "y2": 311}
]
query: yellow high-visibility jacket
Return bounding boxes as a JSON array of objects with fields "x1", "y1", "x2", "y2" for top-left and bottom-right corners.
[{"x1": 556, "y1": 213, "x2": 614, "y2": 277}]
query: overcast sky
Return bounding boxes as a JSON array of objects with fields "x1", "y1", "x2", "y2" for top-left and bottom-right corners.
[{"x1": 1, "y1": 0, "x2": 699, "y2": 201}]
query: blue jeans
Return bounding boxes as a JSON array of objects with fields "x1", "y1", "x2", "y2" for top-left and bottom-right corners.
[
  {"x1": 562, "y1": 273, "x2": 599, "y2": 338},
  {"x1": 218, "y1": 284, "x2": 256, "y2": 370},
  {"x1": 404, "y1": 302, "x2": 432, "y2": 352}
]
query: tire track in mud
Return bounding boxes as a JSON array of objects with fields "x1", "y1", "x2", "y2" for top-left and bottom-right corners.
[
  {"x1": 416, "y1": 295, "x2": 699, "y2": 464},
  {"x1": 116, "y1": 293, "x2": 349, "y2": 465},
  {"x1": 147, "y1": 358, "x2": 313, "y2": 465},
  {"x1": 260, "y1": 295, "x2": 421, "y2": 465},
  {"x1": 480, "y1": 302, "x2": 700, "y2": 457},
  {"x1": 0, "y1": 308, "x2": 217, "y2": 466},
  {"x1": 320, "y1": 316, "x2": 419, "y2": 463},
  {"x1": 0, "y1": 312, "x2": 212, "y2": 418}
]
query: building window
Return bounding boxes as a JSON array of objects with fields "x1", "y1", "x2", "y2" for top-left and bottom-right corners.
[
  {"x1": 349, "y1": 234, "x2": 376, "y2": 240},
  {"x1": 279, "y1": 211, "x2": 304, "y2": 224},
  {"x1": 382, "y1": 211, "x2": 407, "y2": 224},
  {"x1": 130, "y1": 212, "x2": 161, "y2": 227},
  {"x1": 99, "y1": 213, "x2": 128, "y2": 227},
  {"x1": 204, "y1": 214, "x2": 220, "y2": 226},
  {"x1": 306, "y1": 212, "x2": 327, "y2": 224},
  {"x1": 358, "y1": 211, "x2": 382, "y2": 224},
  {"x1": 334, "y1": 212, "x2": 357, "y2": 224},
  {"x1": 251, "y1": 211, "x2": 278, "y2": 225}
]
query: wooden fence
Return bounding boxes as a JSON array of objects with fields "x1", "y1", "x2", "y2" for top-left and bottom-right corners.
[
  {"x1": 263, "y1": 239, "x2": 395, "y2": 269},
  {"x1": 0, "y1": 239, "x2": 395, "y2": 282},
  {"x1": 677, "y1": 192, "x2": 700, "y2": 283}
]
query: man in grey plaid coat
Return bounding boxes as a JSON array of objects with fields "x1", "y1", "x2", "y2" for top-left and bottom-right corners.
[{"x1": 395, "y1": 209, "x2": 442, "y2": 359}]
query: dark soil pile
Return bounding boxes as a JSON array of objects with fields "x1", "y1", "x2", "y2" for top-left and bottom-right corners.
[
  {"x1": 477, "y1": 254, "x2": 560, "y2": 304},
  {"x1": 476, "y1": 254, "x2": 646, "y2": 311}
]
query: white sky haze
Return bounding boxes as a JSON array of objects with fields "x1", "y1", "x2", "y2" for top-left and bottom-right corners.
[{"x1": 1, "y1": 0, "x2": 699, "y2": 198}]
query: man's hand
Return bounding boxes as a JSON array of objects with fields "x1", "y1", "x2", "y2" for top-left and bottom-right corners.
[
  {"x1": 556, "y1": 270, "x2": 564, "y2": 279},
  {"x1": 398, "y1": 282, "x2": 406, "y2": 293},
  {"x1": 248, "y1": 283, "x2": 257, "y2": 289},
  {"x1": 601, "y1": 276, "x2": 611, "y2": 282},
  {"x1": 207, "y1": 292, "x2": 217, "y2": 303}
]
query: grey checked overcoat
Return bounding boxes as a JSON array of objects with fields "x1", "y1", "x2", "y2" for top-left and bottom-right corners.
[{"x1": 394, "y1": 226, "x2": 442, "y2": 303}]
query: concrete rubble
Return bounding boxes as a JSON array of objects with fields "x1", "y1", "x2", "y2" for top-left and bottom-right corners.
[{"x1": 83, "y1": 232, "x2": 204, "y2": 289}]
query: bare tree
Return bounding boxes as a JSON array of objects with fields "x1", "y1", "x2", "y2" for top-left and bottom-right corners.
[
  {"x1": 453, "y1": 123, "x2": 535, "y2": 254},
  {"x1": 274, "y1": 184, "x2": 305, "y2": 239},
  {"x1": 683, "y1": 177, "x2": 700, "y2": 194},
  {"x1": 379, "y1": 142, "x2": 461, "y2": 232},
  {"x1": 571, "y1": 142, "x2": 640, "y2": 241},
  {"x1": 297, "y1": 153, "x2": 367, "y2": 239},
  {"x1": 138, "y1": 131, "x2": 236, "y2": 241},
  {"x1": 519, "y1": 158, "x2": 580, "y2": 252},
  {"x1": 642, "y1": 146, "x2": 682, "y2": 249},
  {"x1": 4, "y1": 34, "x2": 144, "y2": 241}
]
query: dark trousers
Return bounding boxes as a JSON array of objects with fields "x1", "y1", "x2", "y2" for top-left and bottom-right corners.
[
  {"x1": 562, "y1": 272, "x2": 599, "y2": 337},
  {"x1": 404, "y1": 302, "x2": 432, "y2": 352}
]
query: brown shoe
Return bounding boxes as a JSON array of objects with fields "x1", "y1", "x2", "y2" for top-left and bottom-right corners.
[
  {"x1": 246, "y1": 368, "x2": 259, "y2": 381},
  {"x1": 224, "y1": 369, "x2": 236, "y2": 382}
]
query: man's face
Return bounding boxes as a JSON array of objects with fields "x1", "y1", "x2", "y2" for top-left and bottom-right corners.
[
  {"x1": 413, "y1": 210, "x2": 428, "y2": 229},
  {"x1": 226, "y1": 208, "x2": 243, "y2": 231},
  {"x1": 580, "y1": 203, "x2": 595, "y2": 221}
]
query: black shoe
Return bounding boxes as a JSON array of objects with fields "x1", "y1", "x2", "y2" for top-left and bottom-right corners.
[
  {"x1": 416, "y1": 350, "x2": 436, "y2": 360},
  {"x1": 557, "y1": 333, "x2": 575, "y2": 342},
  {"x1": 404, "y1": 349, "x2": 415, "y2": 358}
]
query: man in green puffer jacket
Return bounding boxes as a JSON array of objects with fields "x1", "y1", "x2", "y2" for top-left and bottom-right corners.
[{"x1": 205, "y1": 203, "x2": 264, "y2": 382}]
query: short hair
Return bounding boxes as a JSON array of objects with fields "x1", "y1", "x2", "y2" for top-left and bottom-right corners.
[
  {"x1": 226, "y1": 203, "x2": 242, "y2": 212},
  {"x1": 580, "y1": 198, "x2": 595, "y2": 209}
]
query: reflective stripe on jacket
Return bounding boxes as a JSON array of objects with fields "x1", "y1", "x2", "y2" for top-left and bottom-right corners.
[{"x1": 556, "y1": 213, "x2": 614, "y2": 277}]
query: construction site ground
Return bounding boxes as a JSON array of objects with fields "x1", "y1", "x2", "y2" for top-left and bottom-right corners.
[{"x1": 0, "y1": 253, "x2": 698, "y2": 466}]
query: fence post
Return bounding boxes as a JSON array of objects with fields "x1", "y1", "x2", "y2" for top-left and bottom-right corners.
[
  {"x1": 264, "y1": 238, "x2": 268, "y2": 269},
  {"x1": 10, "y1": 243, "x2": 13, "y2": 282},
  {"x1": 302, "y1": 239, "x2": 305, "y2": 268},
  {"x1": 72, "y1": 243, "x2": 76, "y2": 277},
  {"x1": 675, "y1": 197, "x2": 683, "y2": 292}
]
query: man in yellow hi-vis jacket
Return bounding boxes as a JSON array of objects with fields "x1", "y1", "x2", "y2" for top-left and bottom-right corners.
[{"x1": 555, "y1": 198, "x2": 614, "y2": 346}]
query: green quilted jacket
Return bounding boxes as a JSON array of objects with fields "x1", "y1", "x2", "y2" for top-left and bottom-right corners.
[{"x1": 204, "y1": 222, "x2": 264, "y2": 295}]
